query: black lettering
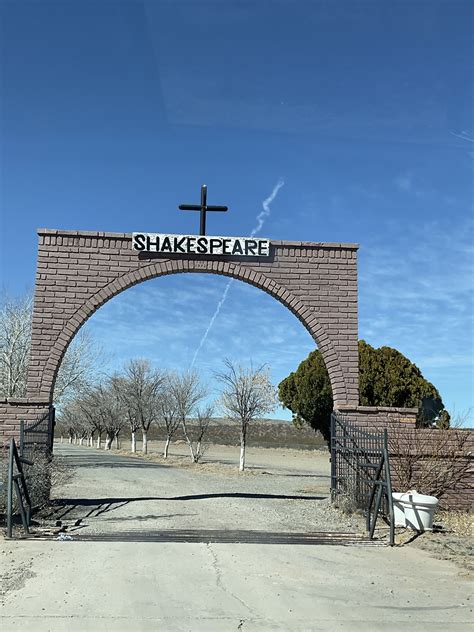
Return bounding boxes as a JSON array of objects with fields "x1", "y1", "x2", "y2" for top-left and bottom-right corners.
[
  {"x1": 258, "y1": 241, "x2": 269, "y2": 256},
  {"x1": 146, "y1": 235, "x2": 160, "y2": 251},
  {"x1": 133, "y1": 234, "x2": 146, "y2": 251},
  {"x1": 187, "y1": 237, "x2": 196, "y2": 253},
  {"x1": 232, "y1": 240, "x2": 244, "y2": 255},
  {"x1": 197, "y1": 237, "x2": 208, "y2": 254},
  {"x1": 209, "y1": 238, "x2": 222, "y2": 254},
  {"x1": 245, "y1": 240, "x2": 258, "y2": 256},
  {"x1": 174, "y1": 236, "x2": 187, "y2": 253},
  {"x1": 161, "y1": 236, "x2": 172, "y2": 252},
  {"x1": 222, "y1": 239, "x2": 232, "y2": 255}
]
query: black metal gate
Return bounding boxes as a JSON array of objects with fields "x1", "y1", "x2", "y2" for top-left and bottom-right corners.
[
  {"x1": 330, "y1": 411, "x2": 395, "y2": 545},
  {"x1": 20, "y1": 407, "x2": 55, "y2": 462}
]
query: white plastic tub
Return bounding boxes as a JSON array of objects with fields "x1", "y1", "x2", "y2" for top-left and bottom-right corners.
[
  {"x1": 392, "y1": 490, "x2": 439, "y2": 531},
  {"x1": 392, "y1": 492, "x2": 407, "y2": 527}
]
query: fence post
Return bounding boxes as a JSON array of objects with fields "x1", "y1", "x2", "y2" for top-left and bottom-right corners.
[
  {"x1": 330, "y1": 413, "x2": 335, "y2": 500},
  {"x1": 383, "y1": 429, "x2": 395, "y2": 547},
  {"x1": 6, "y1": 438, "x2": 14, "y2": 538},
  {"x1": 19, "y1": 420, "x2": 25, "y2": 457},
  {"x1": 49, "y1": 407, "x2": 56, "y2": 452}
]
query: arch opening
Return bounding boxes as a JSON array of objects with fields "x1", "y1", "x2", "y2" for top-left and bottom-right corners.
[{"x1": 38, "y1": 263, "x2": 348, "y2": 407}]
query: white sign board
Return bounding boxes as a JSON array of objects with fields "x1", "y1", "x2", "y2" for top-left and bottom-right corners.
[{"x1": 132, "y1": 233, "x2": 270, "y2": 257}]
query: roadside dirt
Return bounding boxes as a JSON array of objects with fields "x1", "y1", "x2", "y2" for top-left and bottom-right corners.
[
  {"x1": 0, "y1": 548, "x2": 38, "y2": 605},
  {"x1": 410, "y1": 511, "x2": 473, "y2": 574}
]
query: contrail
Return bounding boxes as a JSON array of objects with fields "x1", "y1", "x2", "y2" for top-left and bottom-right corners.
[
  {"x1": 190, "y1": 179, "x2": 285, "y2": 369},
  {"x1": 451, "y1": 131, "x2": 474, "y2": 142},
  {"x1": 190, "y1": 280, "x2": 233, "y2": 369},
  {"x1": 251, "y1": 179, "x2": 285, "y2": 237}
]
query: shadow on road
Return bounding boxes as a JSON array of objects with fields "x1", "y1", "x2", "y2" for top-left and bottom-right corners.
[
  {"x1": 47, "y1": 491, "x2": 327, "y2": 522},
  {"x1": 54, "y1": 451, "x2": 167, "y2": 469}
]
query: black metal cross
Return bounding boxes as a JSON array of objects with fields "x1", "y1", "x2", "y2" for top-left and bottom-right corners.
[{"x1": 179, "y1": 185, "x2": 228, "y2": 236}]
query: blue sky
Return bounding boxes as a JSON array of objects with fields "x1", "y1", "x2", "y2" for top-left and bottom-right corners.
[{"x1": 0, "y1": 1, "x2": 472, "y2": 421}]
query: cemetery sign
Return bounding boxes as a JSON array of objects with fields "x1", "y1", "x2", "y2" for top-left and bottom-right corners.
[{"x1": 132, "y1": 233, "x2": 270, "y2": 257}]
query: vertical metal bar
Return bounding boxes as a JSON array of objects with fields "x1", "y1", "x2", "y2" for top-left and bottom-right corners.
[
  {"x1": 18, "y1": 467, "x2": 32, "y2": 526},
  {"x1": 49, "y1": 407, "x2": 56, "y2": 452},
  {"x1": 200, "y1": 184, "x2": 207, "y2": 235},
  {"x1": 369, "y1": 483, "x2": 383, "y2": 539},
  {"x1": 6, "y1": 439, "x2": 14, "y2": 538},
  {"x1": 383, "y1": 429, "x2": 395, "y2": 547},
  {"x1": 330, "y1": 413, "x2": 335, "y2": 501},
  {"x1": 19, "y1": 420, "x2": 25, "y2": 457},
  {"x1": 366, "y1": 453, "x2": 384, "y2": 533},
  {"x1": 13, "y1": 479, "x2": 29, "y2": 534}
]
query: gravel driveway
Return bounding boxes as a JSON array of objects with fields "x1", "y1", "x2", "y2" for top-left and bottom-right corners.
[{"x1": 44, "y1": 443, "x2": 365, "y2": 535}]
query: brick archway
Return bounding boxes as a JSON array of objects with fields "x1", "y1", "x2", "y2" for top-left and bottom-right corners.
[
  {"x1": 26, "y1": 229, "x2": 359, "y2": 410},
  {"x1": 42, "y1": 259, "x2": 348, "y2": 404}
]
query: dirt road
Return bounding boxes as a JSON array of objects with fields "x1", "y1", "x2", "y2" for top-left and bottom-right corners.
[
  {"x1": 1, "y1": 444, "x2": 472, "y2": 631},
  {"x1": 43, "y1": 442, "x2": 348, "y2": 535}
]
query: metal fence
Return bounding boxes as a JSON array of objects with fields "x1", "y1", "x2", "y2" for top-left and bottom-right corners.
[
  {"x1": 6, "y1": 438, "x2": 33, "y2": 537},
  {"x1": 330, "y1": 411, "x2": 395, "y2": 545},
  {"x1": 3, "y1": 407, "x2": 55, "y2": 535},
  {"x1": 20, "y1": 407, "x2": 55, "y2": 462},
  {"x1": 20, "y1": 407, "x2": 55, "y2": 508}
]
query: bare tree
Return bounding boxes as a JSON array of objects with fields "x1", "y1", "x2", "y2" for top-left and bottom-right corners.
[
  {"x1": 75, "y1": 388, "x2": 106, "y2": 449},
  {"x1": 56, "y1": 404, "x2": 76, "y2": 444},
  {"x1": 215, "y1": 359, "x2": 278, "y2": 471},
  {"x1": 169, "y1": 371, "x2": 207, "y2": 462},
  {"x1": 111, "y1": 374, "x2": 141, "y2": 452},
  {"x1": 192, "y1": 404, "x2": 214, "y2": 463},
  {"x1": 156, "y1": 385, "x2": 181, "y2": 458},
  {"x1": 100, "y1": 383, "x2": 125, "y2": 450},
  {"x1": 0, "y1": 291, "x2": 104, "y2": 403},
  {"x1": 122, "y1": 359, "x2": 165, "y2": 454},
  {"x1": 74, "y1": 382, "x2": 124, "y2": 450},
  {"x1": 57, "y1": 399, "x2": 93, "y2": 445},
  {"x1": 54, "y1": 330, "x2": 105, "y2": 405},
  {"x1": 73, "y1": 413, "x2": 92, "y2": 446},
  {"x1": 0, "y1": 292, "x2": 33, "y2": 397},
  {"x1": 388, "y1": 415, "x2": 473, "y2": 502}
]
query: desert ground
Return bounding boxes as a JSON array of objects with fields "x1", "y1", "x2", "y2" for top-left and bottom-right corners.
[{"x1": 0, "y1": 441, "x2": 472, "y2": 631}]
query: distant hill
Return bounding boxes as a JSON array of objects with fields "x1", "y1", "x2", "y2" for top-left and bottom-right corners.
[
  {"x1": 207, "y1": 417, "x2": 293, "y2": 427},
  {"x1": 151, "y1": 418, "x2": 325, "y2": 450}
]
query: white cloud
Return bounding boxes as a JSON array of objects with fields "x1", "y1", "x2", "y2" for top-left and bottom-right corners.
[{"x1": 360, "y1": 216, "x2": 473, "y2": 409}]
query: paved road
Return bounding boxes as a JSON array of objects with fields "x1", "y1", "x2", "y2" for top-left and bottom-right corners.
[{"x1": 1, "y1": 445, "x2": 472, "y2": 631}]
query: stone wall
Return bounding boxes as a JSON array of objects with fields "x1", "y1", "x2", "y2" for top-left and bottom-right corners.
[{"x1": 337, "y1": 406, "x2": 473, "y2": 511}]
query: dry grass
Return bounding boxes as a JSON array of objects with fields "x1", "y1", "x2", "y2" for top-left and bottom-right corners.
[
  {"x1": 113, "y1": 448, "x2": 261, "y2": 477},
  {"x1": 436, "y1": 510, "x2": 473, "y2": 537},
  {"x1": 294, "y1": 485, "x2": 333, "y2": 495}
]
